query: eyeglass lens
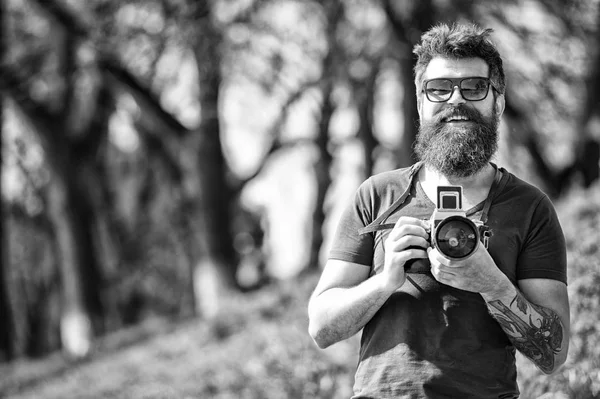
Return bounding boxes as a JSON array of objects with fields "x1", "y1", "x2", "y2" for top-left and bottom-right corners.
[{"x1": 425, "y1": 78, "x2": 490, "y2": 102}]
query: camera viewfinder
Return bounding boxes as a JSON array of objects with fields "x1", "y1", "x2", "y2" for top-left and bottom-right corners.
[{"x1": 437, "y1": 186, "x2": 462, "y2": 210}]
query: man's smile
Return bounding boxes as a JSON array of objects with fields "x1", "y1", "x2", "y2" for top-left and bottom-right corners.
[{"x1": 443, "y1": 115, "x2": 472, "y2": 123}]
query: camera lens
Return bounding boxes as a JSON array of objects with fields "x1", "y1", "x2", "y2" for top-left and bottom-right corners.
[{"x1": 434, "y1": 216, "x2": 479, "y2": 259}]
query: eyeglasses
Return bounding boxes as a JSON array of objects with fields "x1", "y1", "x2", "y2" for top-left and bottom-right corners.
[{"x1": 422, "y1": 77, "x2": 496, "y2": 103}]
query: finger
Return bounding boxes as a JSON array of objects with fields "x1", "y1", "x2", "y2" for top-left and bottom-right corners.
[
  {"x1": 393, "y1": 248, "x2": 429, "y2": 264},
  {"x1": 428, "y1": 247, "x2": 452, "y2": 266},
  {"x1": 431, "y1": 266, "x2": 454, "y2": 284},
  {"x1": 385, "y1": 235, "x2": 430, "y2": 252},
  {"x1": 389, "y1": 220, "x2": 430, "y2": 241},
  {"x1": 388, "y1": 248, "x2": 429, "y2": 265},
  {"x1": 405, "y1": 248, "x2": 429, "y2": 260},
  {"x1": 393, "y1": 216, "x2": 427, "y2": 229},
  {"x1": 430, "y1": 261, "x2": 458, "y2": 281}
]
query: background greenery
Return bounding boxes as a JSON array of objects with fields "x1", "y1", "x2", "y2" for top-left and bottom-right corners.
[{"x1": 1, "y1": 0, "x2": 599, "y2": 398}]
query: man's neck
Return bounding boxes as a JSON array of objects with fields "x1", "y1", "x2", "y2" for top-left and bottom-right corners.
[{"x1": 418, "y1": 163, "x2": 496, "y2": 209}]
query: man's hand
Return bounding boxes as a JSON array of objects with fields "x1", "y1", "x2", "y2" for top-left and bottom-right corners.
[
  {"x1": 382, "y1": 216, "x2": 430, "y2": 290},
  {"x1": 427, "y1": 243, "x2": 506, "y2": 295},
  {"x1": 428, "y1": 242, "x2": 570, "y2": 374}
]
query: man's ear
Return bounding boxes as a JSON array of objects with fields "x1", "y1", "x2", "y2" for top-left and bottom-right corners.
[
  {"x1": 414, "y1": 77, "x2": 423, "y2": 119},
  {"x1": 495, "y1": 93, "x2": 505, "y2": 118}
]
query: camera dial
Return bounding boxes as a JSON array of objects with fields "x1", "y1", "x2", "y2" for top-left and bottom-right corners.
[{"x1": 433, "y1": 215, "x2": 480, "y2": 260}]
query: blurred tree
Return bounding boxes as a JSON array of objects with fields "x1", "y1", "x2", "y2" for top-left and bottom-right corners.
[
  {"x1": 30, "y1": 0, "x2": 265, "y2": 318},
  {"x1": 97, "y1": 0, "x2": 241, "y2": 317},
  {"x1": 184, "y1": 0, "x2": 239, "y2": 317},
  {"x1": 564, "y1": 7, "x2": 600, "y2": 190},
  {"x1": 0, "y1": 0, "x2": 17, "y2": 362},
  {"x1": 308, "y1": 0, "x2": 341, "y2": 271},
  {"x1": 353, "y1": 60, "x2": 379, "y2": 178},
  {"x1": 8, "y1": 205, "x2": 61, "y2": 357},
  {"x1": 484, "y1": 0, "x2": 600, "y2": 196},
  {"x1": 1, "y1": 0, "x2": 128, "y2": 357},
  {"x1": 382, "y1": 0, "x2": 436, "y2": 168},
  {"x1": 343, "y1": 0, "x2": 386, "y2": 178}
]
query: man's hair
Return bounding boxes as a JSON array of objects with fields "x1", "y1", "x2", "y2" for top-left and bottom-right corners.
[{"x1": 413, "y1": 23, "x2": 506, "y2": 97}]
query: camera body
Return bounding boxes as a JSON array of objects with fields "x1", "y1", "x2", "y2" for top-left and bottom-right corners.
[{"x1": 429, "y1": 186, "x2": 480, "y2": 260}]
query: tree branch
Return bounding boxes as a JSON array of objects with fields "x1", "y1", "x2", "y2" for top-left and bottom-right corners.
[
  {"x1": 101, "y1": 58, "x2": 189, "y2": 135},
  {"x1": 32, "y1": 0, "x2": 190, "y2": 137},
  {"x1": 0, "y1": 65, "x2": 61, "y2": 148},
  {"x1": 231, "y1": 79, "x2": 320, "y2": 193},
  {"x1": 30, "y1": 0, "x2": 90, "y2": 39},
  {"x1": 134, "y1": 121, "x2": 183, "y2": 184},
  {"x1": 71, "y1": 76, "x2": 114, "y2": 161}
]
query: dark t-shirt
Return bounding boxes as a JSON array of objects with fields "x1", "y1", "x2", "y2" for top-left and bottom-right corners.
[{"x1": 329, "y1": 164, "x2": 567, "y2": 399}]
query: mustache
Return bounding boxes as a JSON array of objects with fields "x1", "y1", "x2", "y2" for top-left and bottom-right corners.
[{"x1": 433, "y1": 105, "x2": 486, "y2": 124}]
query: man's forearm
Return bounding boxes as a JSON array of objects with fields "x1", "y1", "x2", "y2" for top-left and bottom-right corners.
[
  {"x1": 482, "y1": 282, "x2": 565, "y2": 374},
  {"x1": 308, "y1": 274, "x2": 394, "y2": 348}
]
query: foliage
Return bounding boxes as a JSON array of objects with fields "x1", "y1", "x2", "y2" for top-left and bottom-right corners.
[{"x1": 1, "y1": 183, "x2": 599, "y2": 398}]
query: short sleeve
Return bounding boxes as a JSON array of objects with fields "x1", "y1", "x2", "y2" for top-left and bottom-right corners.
[
  {"x1": 517, "y1": 195, "x2": 567, "y2": 284},
  {"x1": 328, "y1": 179, "x2": 376, "y2": 267}
]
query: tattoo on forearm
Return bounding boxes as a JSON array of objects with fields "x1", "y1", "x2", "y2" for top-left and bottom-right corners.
[{"x1": 488, "y1": 291, "x2": 563, "y2": 373}]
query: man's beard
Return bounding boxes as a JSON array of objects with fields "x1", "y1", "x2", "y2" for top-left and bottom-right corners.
[{"x1": 414, "y1": 103, "x2": 499, "y2": 178}]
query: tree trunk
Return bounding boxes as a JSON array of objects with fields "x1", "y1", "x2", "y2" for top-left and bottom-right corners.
[
  {"x1": 573, "y1": 11, "x2": 600, "y2": 189},
  {"x1": 309, "y1": 82, "x2": 335, "y2": 271},
  {"x1": 190, "y1": 8, "x2": 238, "y2": 318},
  {"x1": 306, "y1": 1, "x2": 342, "y2": 271},
  {"x1": 46, "y1": 168, "x2": 92, "y2": 358},
  {"x1": 355, "y1": 61, "x2": 380, "y2": 178},
  {"x1": 0, "y1": 66, "x2": 109, "y2": 358},
  {"x1": 72, "y1": 81, "x2": 121, "y2": 334},
  {"x1": 44, "y1": 132, "x2": 114, "y2": 357},
  {"x1": 397, "y1": 54, "x2": 419, "y2": 167},
  {"x1": 383, "y1": 0, "x2": 435, "y2": 168},
  {"x1": 0, "y1": 174, "x2": 16, "y2": 362},
  {"x1": 0, "y1": 0, "x2": 17, "y2": 362}
]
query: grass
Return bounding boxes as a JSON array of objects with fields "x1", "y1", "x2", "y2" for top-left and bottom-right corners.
[{"x1": 0, "y1": 277, "x2": 358, "y2": 399}]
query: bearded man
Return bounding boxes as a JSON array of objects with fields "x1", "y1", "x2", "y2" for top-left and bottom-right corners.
[{"x1": 308, "y1": 23, "x2": 569, "y2": 399}]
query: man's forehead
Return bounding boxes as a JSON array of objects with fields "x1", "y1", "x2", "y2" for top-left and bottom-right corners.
[{"x1": 423, "y1": 57, "x2": 489, "y2": 79}]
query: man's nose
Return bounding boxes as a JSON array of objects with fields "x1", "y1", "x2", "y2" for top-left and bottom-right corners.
[{"x1": 447, "y1": 85, "x2": 466, "y2": 105}]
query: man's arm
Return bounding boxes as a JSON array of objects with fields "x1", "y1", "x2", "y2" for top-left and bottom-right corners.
[
  {"x1": 309, "y1": 216, "x2": 430, "y2": 348},
  {"x1": 307, "y1": 260, "x2": 392, "y2": 349},
  {"x1": 428, "y1": 245, "x2": 570, "y2": 374},
  {"x1": 481, "y1": 278, "x2": 570, "y2": 374}
]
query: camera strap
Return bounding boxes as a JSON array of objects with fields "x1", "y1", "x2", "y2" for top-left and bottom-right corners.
[
  {"x1": 358, "y1": 162, "x2": 423, "y2": 235},
  {"x1": 358, "y1": 162, "x2": 508, "y2": 236},
  {"x1": 479, "y1": 163, "x2": 508, "y2": 225}
]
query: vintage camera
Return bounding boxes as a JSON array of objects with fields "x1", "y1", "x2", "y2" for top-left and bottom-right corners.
[
  {"x1": 404, "y1": 185, "x2": 487, "y2": 272},
  {"x1": 430, "y1": 186, "x2": 480, "y2": 260}
]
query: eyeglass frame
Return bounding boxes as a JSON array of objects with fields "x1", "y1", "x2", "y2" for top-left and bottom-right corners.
[{"x1": 421, "y1": 76, "x2": 500, "y2": 103}]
